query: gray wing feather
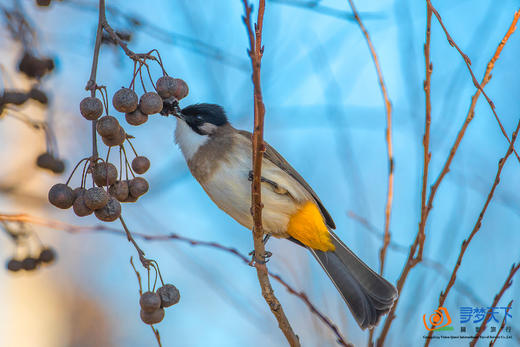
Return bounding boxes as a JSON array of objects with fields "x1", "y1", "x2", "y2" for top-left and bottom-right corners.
[{"x1": 237, "y1": 130, "x2": 336, "y2": 229}]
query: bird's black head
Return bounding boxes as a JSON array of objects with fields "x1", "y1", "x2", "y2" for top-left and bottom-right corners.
[{"x1": 180, "y1": 103, "x2": 229, "y2": 135}]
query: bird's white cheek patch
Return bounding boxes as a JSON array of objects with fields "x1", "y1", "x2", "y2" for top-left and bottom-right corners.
[{"x1": 174, "y1": 119, "x2": 208, "y2": 161}]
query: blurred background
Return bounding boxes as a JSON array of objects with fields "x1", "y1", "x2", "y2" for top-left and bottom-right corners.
[{"x1": 1, "y1": 0, "x2": 519, "y2": 346}]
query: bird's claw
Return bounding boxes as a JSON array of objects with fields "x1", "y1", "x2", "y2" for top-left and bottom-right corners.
[{"x1": 249, "y1": 250, "x2": 272, "y2": 265}]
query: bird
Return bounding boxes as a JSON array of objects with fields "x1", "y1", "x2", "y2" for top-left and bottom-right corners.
[{"x1": 172, "y1": 103, "x2": 398, "y2": 329}]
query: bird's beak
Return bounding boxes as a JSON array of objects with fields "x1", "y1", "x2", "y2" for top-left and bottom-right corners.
[{"x1": 160, "y1": 97, "x2": 182, "y2": 118}]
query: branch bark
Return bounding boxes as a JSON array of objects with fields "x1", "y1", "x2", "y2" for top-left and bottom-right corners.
[
  {"x1": 242, "y1": 1, "x2": 300, "y2": 346},
  {"x1": 425, "y1": 119, "x2": 520, "y2": 344},
  {"x1": 344, "y1": 0, "x2": 394, "y2": 276},
  {"x1": 471, "y1": 264, "x2": 520, "y2": 346}
]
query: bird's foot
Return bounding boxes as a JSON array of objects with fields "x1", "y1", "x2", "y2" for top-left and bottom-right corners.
[{"x1": 249, "y1": 237, "x2": 272, "y2": 265}]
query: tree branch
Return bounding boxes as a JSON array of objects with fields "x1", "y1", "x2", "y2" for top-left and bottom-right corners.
[
  {"x1": 345, "y1": 0, "x2": 394, "y2": 276},
  {"x1": 0, "y1": 212, "x2": 350, "y2": 346},
  {"x1": 471, "y1": 264, "x2": 520, "y2": 346},
  {"x1": 241, "y1": 1, "x2": 301, "y2": 346},
  {"x1": 425, "y1": 119, "x2": 520, "y2": 343}
]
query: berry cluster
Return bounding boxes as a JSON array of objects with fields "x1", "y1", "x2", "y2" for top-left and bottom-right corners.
[
  {"x1": 139, "y1": 284, "x2": 180, "y2": 325},
  {"x1": 6, "y1": 248, "x2": 55, "y2": 272},
  {"x1": 2, "y1": 223, "x2": 56, "y2": 273}
]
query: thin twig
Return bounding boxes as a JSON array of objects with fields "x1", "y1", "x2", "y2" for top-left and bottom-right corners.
[
  {"x1": 376, "y1": 4, "x2": 433, "y2": 346},
  {"x1": 427, "y1": 1, "x2": 520, "y2": 162},
  {"x1": 424, "y1": 10, "x2": 520, "y2": 227},
  {"x1": 345, "y1": 0, "x2": 394, "y2": 275},
  {"x1": 425, "y1": 119, "x2": 520, "y2": 344},
  {"x1": 0, "y1": 212, "x2": 350, "y2": 346},
  {"x1": 242, "y1": 1, "x2": 301, "y2": 346},
  {"x1": 489, "y1": 300, "x2": 514, "y2": 347},
  {"x1": 470, "y1": 264, "x2": 520, "y2": 346}
]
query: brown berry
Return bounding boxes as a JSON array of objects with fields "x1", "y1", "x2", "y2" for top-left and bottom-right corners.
[
  {"x1": 140, "y1": 308, "x2": 165, "y2": 325},
  {"x1": 92, "y1": 162, "x2": 118, "y2": 186},
  {"x1": 48, "y1": 183, "x2": 74, "y2": 209},
  {"x1": 36, "y1": 152, "x2": 54, "y2": 169},
  {"x1": 109, "y1": 180, "x2": 129, "y2": 201},
  {"x1": 73, "y1": 193, "x2": 93, "y2": 217},
  {"x1": 96, "y1": 116, "x2": 119, "y2": 137},
  {"x1": 157, "y1": 284, "x2": 180, "y2": 308},
  {"x1": 171, "y1": 78, "x2": 189, "y2": 100},
  {"x1": 72, "y1": 187, "x2": 86, "y2": 202},
  {"x1": 125, "y1": 108, "x2": 148, "y2": 126},
  {"x1": 80, "y1": 97, "x2": 103, "y2": 120},
  {"x1": 129, "y1": 177, "x2": 149, "y2": 198},
  {"x1": 113, "y1": 88, "x2": 138, "y2": 113},
  {"x1": 139, "y1": 92, "x2": 163, "y2": 115},
  {"x1": 94, "y1": 197, "x2": 121, "y2": 222},
  {"x1": 102, "y1": 126, "x2": 126, "y2": 147},
  {"x1": 156, "y1": 76, "x2": 176, "y2": 99},
  {"x1": 122, "y1": 194, "x2": 138, "y2": 203},
  {"x1": 22, "y1": 257, "x2": 38, "y2": 271},
  {"x1": 6, "y1": 258, "x2": 22, "y2": 272},
  {"x1": 132, "y1": 156, "x2": 150, "y2": 174},
  {"x1": 49, "y1": 158, "x2": 65, "y2": 174},
  {"x1": 2, "y1": 91, "x2": 29, "y2": 105},
  {"x1": 84, "y1": 187, "x2": 109, "y2": 210},
  {"x1": 36, "y1": 0, "x2": 51, "y2": 6},
  {"x1": 29, "y1": 87, "x2": 48, "y2": 104},
  {"x1": 140, "y1": 291, "x2": 162, "y2": 312},
  {"x1": 38, "y1": 248, "x2": 56, "y2": 263}
]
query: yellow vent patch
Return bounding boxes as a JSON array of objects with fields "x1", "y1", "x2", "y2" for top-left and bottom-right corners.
[{"x1": 287, "y1": 201, "x2": 335, "y2": 252}]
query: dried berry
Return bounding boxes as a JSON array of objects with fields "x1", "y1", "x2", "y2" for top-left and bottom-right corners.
[
  {"x1": 92, "y1": 162, "x2": 118, "y2": 186},
  {"x1": 73, "y1": 193, "x2": 93, "y2": 217},
  {"x1": 96, "y1": 116, "x2": 119, "y2": 137},
  {"x1": 157, "y1": 284, "x2": 180, "y2": 308},
  {"x1": 49, "y1": 158, "x2": 65, "y2": 174},
  {"x1": 72, "y1": 187, "x2": 86, "y2": 202},
  {"x1": 102, "y1": 126, "x2": 126, "y2": 147},
  {"x1": 122, "y1": 194, "x2": 138, "y2": 203},
  {"x1": 28, "y1": 87, "x2": 48, "y2": 104},
  {"x1": 36, "y1": 152, "x2": 54, "y2": 169},
  {"x1": 172, "y1": 79, "x2": 189, "y2": 100},
  {"x1": 140, "y1": 291, "x2": 162, "y2": 312},
  {"x1": 6, "y1": 258, "x2": 22, "y2": 272},
  {"x1": 113, "y1": 88, "x2": 138, "y2": 113},
  {"x1": 125, "y1": 108, "x2": 148, "y2": 126},
  {"x1": 36, "y1": 0, "x2": 51, "y2": 6},
  {"x1": 140, "y1": 308, "x2": 165, "y2": 325},
  {"x1": 109, "y1": 180, "x2": 129, "y2": 202},
  {"x1": 38, "y1": 248, "x2": 56, "y2": 263},
  {"x1": 22, "y1": 257, "x2": 38, "y2": 271},
  {"x1": 18, "y1": 52, "x2": 53, "y2": 79},
  {"x1": 132, "y1": 156, "x2": 150, "y2": 174},
  {"x1": 139, "y1": 92, "x2": 163, "y2": 115},
  {"x1": 84, "y1": 187, "x2": 109, "y2": 210},
  {"x1": 80, "y1": 97, "x2": 103, "y2": 120},
  {"x1": 94, "y1": 197, "x2": 121, "y2": 222},
  {"x1": 2, "y1": 91, "x2": 29, "y2": 105},
  {"x1": 156, "y1": 76, "x2": 176, "y2": 99},
  {"x1": 48, "y1": 183, "x2": 74, "y2": 209},
  {"x1": 129, "y1": 177, "x2": 149, "y2": 198}
]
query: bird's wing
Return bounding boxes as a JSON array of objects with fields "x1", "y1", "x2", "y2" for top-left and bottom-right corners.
[{"x1": 236, "y1": 130, "x2": 336, "y2": 229}]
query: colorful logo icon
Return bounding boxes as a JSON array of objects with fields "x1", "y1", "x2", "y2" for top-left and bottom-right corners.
[{"x1": 423, "y1": 307, "x2": 454, "y2": 331}]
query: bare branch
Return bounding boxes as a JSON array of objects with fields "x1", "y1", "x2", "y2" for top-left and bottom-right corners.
[
  {"x1": 471, "y1": 264, "x2": 520, "y2": 346},
  {"x1": 345, "y1": 0, "x2": 394, "y2": 275}
]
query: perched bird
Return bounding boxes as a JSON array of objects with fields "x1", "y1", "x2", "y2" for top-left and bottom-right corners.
[{"x1": 173, "y1": 103, "x2": 398, "y2": 329}]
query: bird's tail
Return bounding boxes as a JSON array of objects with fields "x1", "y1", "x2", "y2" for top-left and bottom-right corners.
[{"x1": 308, "y1": 231, "x2": 398, "y2": 329}]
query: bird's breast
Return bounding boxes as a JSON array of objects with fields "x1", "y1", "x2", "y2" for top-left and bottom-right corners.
[{"x1": 198, "y1": 147, "x2": 299, "y2": 237}]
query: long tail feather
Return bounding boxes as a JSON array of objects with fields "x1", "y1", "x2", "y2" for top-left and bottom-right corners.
[{"x1": 308, "y1": 232, "x2": 398, "y2": 329}]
